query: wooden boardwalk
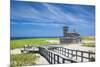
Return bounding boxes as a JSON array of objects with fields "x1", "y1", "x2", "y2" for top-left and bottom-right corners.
[
  {"x1": 49, "y1": 47, "x2": 95, "y2": 62},
  {"x1": 39, "y1": 47, "x2": 78, "y2": 64},
  {"x1": 21, "y1": 45, "x2": 95, "y2": 64}
]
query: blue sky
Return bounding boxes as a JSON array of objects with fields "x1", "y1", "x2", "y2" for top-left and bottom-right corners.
[{"x1": 10, "y1": 1, "x2": 95, "y2": 37}]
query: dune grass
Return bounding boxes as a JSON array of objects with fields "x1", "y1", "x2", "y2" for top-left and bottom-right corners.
[
  {"x1": 81, "y1": 36, "x2": 95, "y2": 47},
  {"x1": 10, "y1": 53, "x2": 38, "y2": 67},
  {"x1": 81, "y1": 36, "x2": 95, "y2": 41},
  {"x1": 10, "y1": 38, "x2": 59, "y2": 49},
  {"x1": 82, "y1": 43, "x2": 95, "y2": 47}
]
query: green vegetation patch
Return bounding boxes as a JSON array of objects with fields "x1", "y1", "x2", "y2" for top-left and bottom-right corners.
[
  {"x1": 11, "y1": 38, "x2": 59, "y2": 49},
  {"x1": 81, "y1": 36, "x2": 95, "y2": 41},
  {"x1": 10, "y1": 53, "x2": 38, "y2": 67},
  {"x1": 82, "y1": 43, "x2": 95, "y2": 47}
]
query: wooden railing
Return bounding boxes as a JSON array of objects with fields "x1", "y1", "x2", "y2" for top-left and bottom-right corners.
[
  {"x1": 22, "y1": 45, "x2": 95, "y2": 64},
  {"x1": 49, "y1": 47, "x2": 95, "y2": 62},
  {"x1": 39, "y1": 47, "x2": 78, "y2": 64}
]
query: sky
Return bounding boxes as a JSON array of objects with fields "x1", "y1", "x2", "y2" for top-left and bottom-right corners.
[{"x1": 10, "y1": 0, "x2": 95, "y2": 37}]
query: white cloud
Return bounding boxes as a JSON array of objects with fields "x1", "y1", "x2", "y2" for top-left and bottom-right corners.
[{"x1": 11, "y1": 2, "x2": 95, "y2": 27}]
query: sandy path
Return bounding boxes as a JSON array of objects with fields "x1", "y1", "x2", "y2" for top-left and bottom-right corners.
[
  {"x1": 11, "y1": 48, "x2": 22, "y2": 54},
  {"x1": 35, "y1": 54, "x2": 49, "y2": 64},
  {"x1": 62, "y1": 44, "x2": 95, "y2": 52}
]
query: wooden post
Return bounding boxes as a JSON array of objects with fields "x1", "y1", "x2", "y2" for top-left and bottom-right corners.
[
  {"x1": 62, "y1": 48, "x2": 63, "y2": 55},
  {"x1": 51, "y1": 52, "x2": 53, "y2": 64},
  {"x1": 60, "y1": 47, "x2": 62, "y2": 54},
  {"x1": 64, "y1": 48, "x2": 66, "y2": 56},
  {"x1": 62, "y1": 58, "x2": 65, "y2": 63},
  {"x1": 54, "y1": 54, "x2": 56, "y2": 64},
  {"x1": 68, "y1": 49, "x2": 69, "y2": 57},
  {"x1": 56, "y1": 48, "x2": 58, "y2": 53},
  {"x1": 88, "y1": 52, "x2": 91, "y2": 62},
  {"x1": 71, "y1": 50, "x2": 73, "y2": 58},
  {"x1": 61, "y1": 47, "x2": 62, "y2": 54},
  {"x1": 81, "y1": 51, "x2": 83, "y2": 62},
  {"x1": 76, "y1": 50, "x2": 78, "y2": 60},
  {"x1": 47, "y1": 51, "x2": 49, "y2": 61},
  {"x1": 49, "y1": 52, "x2": 51, "y2": 63},
  {"x1": 60, "y1": 47, "x2": 61, "y2": 54},
  {"x1": 57, "y1": 55, "x2": 60, "y2": 64},
  {"x1": 58, "y1": 48, "x2": 60, "y2": 53}
]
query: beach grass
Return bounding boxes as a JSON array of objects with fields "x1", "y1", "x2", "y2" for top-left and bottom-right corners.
[
  {"x1": 10, "y1": 53, "x2": 38, "y2": 67},
  {"x1": 81, "y1": 36, "x2": 95, "y2": 47},
  {"x1": 10, "y1": 38, "x2": 59, "y2": 49},
  {"x1": 81, "y1": 36, "x2": 95, "y2": 41},
  {"x1": 82, "y1": 43, "x2": 95, "y2": 47}
]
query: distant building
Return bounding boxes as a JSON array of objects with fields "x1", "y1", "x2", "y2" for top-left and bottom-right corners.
[{"x1": 60, "y1": 26, "x2": 81, "y2": 44}]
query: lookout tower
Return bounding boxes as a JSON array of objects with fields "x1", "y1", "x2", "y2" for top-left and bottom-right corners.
[{"x1": 60, "y1": 26, "x2": 81, "y2": 44}]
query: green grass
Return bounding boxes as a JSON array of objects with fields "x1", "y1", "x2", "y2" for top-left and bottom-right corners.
[
  {"x1": 81, "y1": 36, "x2": 95, "y2": 47},
  {"x1": 82, "y1": 43, "x2": 95, "y2": 47},
  {"x1": 81, "y1": 36, "x2": 95, "y2": 41},
  {"x1": 10, "y1": 53, "x2": 38, "y2": 67},
  {"x1": 11, "y1": 38, "x2": 59, "y2": 49}
]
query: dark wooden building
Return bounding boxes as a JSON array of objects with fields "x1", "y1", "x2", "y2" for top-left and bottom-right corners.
[{"x1": 60, "y1": 26, "x2": 81, "y2": 44}]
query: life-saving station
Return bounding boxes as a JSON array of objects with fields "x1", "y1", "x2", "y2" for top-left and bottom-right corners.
[{"x1": 60, "y1": 26, "x2": 81, "y2": 44}]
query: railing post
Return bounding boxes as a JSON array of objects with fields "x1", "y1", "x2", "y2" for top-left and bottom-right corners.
[
  {"x1": 60, "y1": 47, "x2": 61, "y2": 54},
  {"x1": 62, "y1": 58, "x2": 65, "y2": 63},
  {"x1": 51, "y1": 53, "x2": 53, "y2": 64},
  {"x1": 64, "y1": 48, "x2": 66, "y2": 56},
  {"x1": 48, "y1": 51, "x2": 49, "y2": 61},
  {"x1": 88, "y1": 52, "x2": 91, "y2": 61},
  {"x1": 76, "y1": 50, "x2": 78, "y2": 60},
  {"x1": 60, "y1": 47, "x2": 62, "y2": 54},
  {"x1": 62, "y1": 48, "x2": 63, "y2": 55},
  {"x1": 68, "y1": 49, "x2": 69, "y2": 57},
  {"x1": 62, "y1": 48, "x2": 64, "y2": 55},
  {"x1": 58, "y1": 47, "x2": 60, "y2": 53},
  {"x1": 57, "y1": 55, "x2": 60, "y2": 64},
  {"x1": 49, "y1": 52, "x2": 50, "y2": 63},
  {"x1": 81, "y1": 51, "x2": 83, "y2": 62},
  {"x1": 54, "y1": 54, "x2": 56, "y2": 64},
  {"x1": 57, "y1": 48, "x2": 59, "y2": 53},
  {"x1": 71, "y1": 50, "x2": 73, "y2": 58}
]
